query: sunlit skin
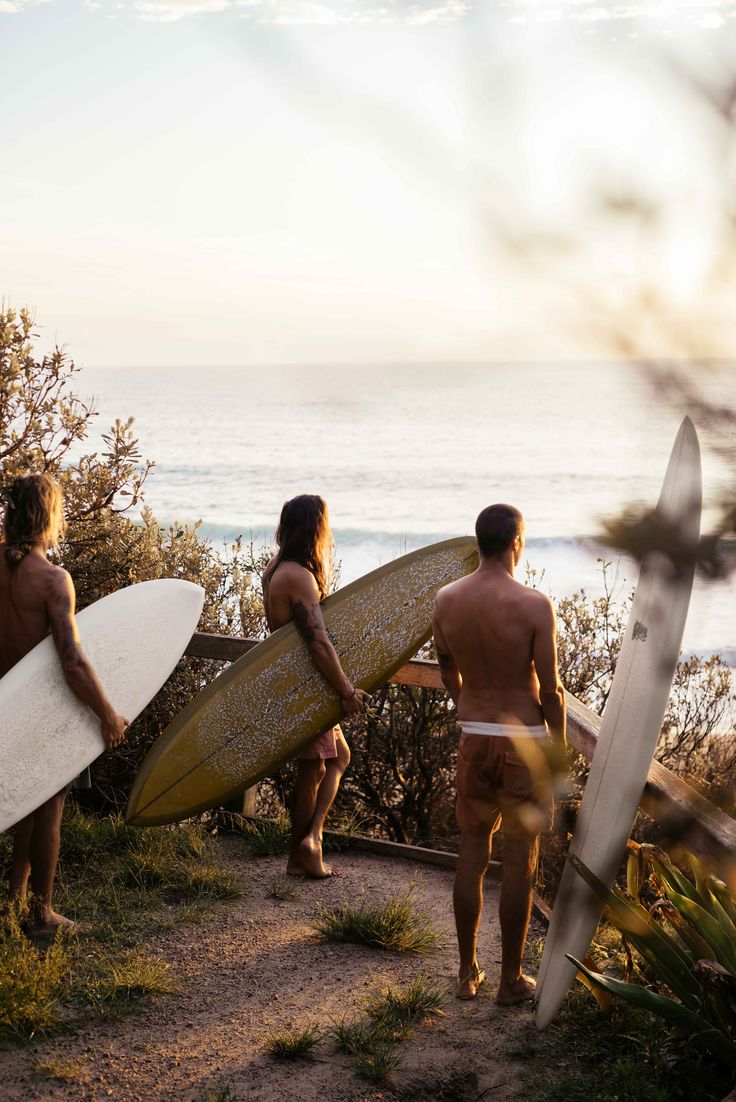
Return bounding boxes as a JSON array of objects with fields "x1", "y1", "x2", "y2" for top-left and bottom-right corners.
[
  {"x1": 1, "y1": 519, "x2": 128, "y2": 935},
  {"x1": 263, "y1": 530, "x2": 370, "y2": 879},
  {"x1": 433, "y1": 516, "x2": 566, "y2": 1005}
]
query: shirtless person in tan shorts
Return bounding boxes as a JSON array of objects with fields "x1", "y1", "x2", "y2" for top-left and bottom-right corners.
[
  {"x1": 263, "y1": 495, "x2": 370, "y2": 879},
  {"x1": 432, "y1": 504, "x2": 566, "y2": 1005},
  {"x1": 1, "y1": 475, "x2": 128, "y2": 934}
]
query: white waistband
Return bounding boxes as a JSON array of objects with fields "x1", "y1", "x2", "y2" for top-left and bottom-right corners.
[{"x1": 459, "y1": 722, "x2": 548, "y2": 740}]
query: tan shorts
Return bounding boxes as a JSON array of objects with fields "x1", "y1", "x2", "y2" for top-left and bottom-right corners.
[
  {"x1": 456, "y1": 735, "x2": 554, "y2": 838},
  {"x1": 298, "y1": 725, "x2": 340, "y2": 761}
]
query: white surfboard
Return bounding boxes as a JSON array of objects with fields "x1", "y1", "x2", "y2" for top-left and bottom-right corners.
[
  {"x1": 535, "y1": 417, "x2": 702, "y2": 1029},
  {"x1": 0, "y1": 579, "x2": 204, "y2": 832}
]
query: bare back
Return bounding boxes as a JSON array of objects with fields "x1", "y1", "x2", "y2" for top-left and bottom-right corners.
[
  {"x1": 0, "y1": 546, "x2": 63, "y2": 677},
  {"x1": 433, "y1": 565, "x2": 558, "y2": 726},
  {"x1": 262, "y1": 557, "x2": 313, "y2": 632}
]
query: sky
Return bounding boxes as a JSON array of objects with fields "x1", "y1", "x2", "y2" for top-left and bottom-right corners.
[{"x1": 1, "y1": 0, "x2": 736, "y2": 366}]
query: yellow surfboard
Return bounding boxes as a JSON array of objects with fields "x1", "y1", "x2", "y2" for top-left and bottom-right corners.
[{"x1": 126, "y1": 537, "x2": 478, "y2": 826}]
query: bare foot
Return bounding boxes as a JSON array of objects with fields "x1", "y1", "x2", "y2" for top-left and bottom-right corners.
[
  {"x1": 286, "y1": 858, "x2": 306, "y2": 877},
  {"x1": 456, "y1": 962, "x2": 486, "y2": 1000},
  {"x1": 24, "y1": 910, "x2": 86, "y2": 937},
  {"x1": 298, "y1": 835, "x2": 340, "y2": 879},
  {"x1": 496, "y1": 973, "x2": 536, "y2": 1006}
]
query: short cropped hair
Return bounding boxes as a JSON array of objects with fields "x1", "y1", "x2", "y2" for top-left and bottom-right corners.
[{"x1": 475, "y1": 504, "x2": 523, "y2": 558}]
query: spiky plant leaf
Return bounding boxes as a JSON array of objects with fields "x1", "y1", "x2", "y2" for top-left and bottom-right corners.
[
  {"x1": 569, "y1": 855, "x2": 701, "y2": 1004},
  {"x1": 670, "y1": 895, "x2": 736, "y2": 976},
  {"x1": 567, "y1": 956, "x2": 736, "y2": 1069}
]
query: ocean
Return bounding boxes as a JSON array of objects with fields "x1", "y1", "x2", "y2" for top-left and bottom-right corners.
[{"x1": 74, "y1": 362, "x2": 734, "y2": 660}]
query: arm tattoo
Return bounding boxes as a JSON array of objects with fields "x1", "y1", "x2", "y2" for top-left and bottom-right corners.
[
  {"x1": 293, "y1": 599, "x2": 325, "y2": 645},
  {"x1": 49, "y1": 588, "x2": 82, "y2": 664},
  {"x1": 51, "y1": 611, "x2": 82, "y2": 663},
  {"x1": 436, "y1": 647, "x2": 455, "y2": 671}
]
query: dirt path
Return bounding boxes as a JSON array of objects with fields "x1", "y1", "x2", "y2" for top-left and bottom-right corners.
[{"x1": 2, "y1": 838, "x2": 546, "y2": 1102}]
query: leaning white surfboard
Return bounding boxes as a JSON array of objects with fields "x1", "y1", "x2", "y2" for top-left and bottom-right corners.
[
  {"x1": 535, "y1": 417, "x2": 702, "y2": 1029},
  {"x1": 0, "y1": 579, "x2": 204, "y2": 832}
]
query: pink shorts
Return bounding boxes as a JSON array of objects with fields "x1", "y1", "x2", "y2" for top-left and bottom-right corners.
[{"x1": 298, "y1": 725, "x2": 340, "y2": 761}]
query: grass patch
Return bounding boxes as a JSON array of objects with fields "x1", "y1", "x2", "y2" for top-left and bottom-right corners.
[
  {"x1": 0, "y1": 906, "x2": 70, "y2": 1038},
  {"x1": 93, "y1": 951, "x2": 177, "y2": 1004},
  {"x1": 330, "y1": 975, "x2": 446, "y2": 1086},
  {"x1": 352, "y1": 1045, "x2": 402, "y2": 1084},
  {"x1": 181, "y1": 864, "x2": 240, "y2": 899},
  {"x1": 264, "y1": 1024, "x2": 321, "y2": 1058},
  {"x1": 236, "y1": 813, "x2": 291, "y2": 856},
  {"x1": 312, "y1": 887, "x2": 441, "y2": 953},
  {"x1": 332, "y1": 1016, "x2": 395, "y2": 1056},
  {"x1": 33, "y1": 1055, "x2": 84, "y2": 1081},
  {"x1": 0, "y1": 807, "x2": 239, "y2": 1043},
  {"x1": 363, "y1": 975, "x2": 447, "y2": 1029}
]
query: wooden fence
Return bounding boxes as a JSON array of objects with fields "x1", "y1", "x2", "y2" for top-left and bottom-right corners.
[{"x1": 185, "y1": 632, "x2": 736, "y2": 867}]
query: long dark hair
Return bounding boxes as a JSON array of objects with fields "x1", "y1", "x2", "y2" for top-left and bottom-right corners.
[
  {"x1": 2, "y1": 473, "x2": 66, "y2": 570},
  {"x1": 268, "y1": 494, "x2": 332, "y2": 599}
]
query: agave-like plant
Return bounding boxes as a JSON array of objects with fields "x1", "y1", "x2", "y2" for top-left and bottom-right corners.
[{"x1": 567, "y1": 844, "x2": 736, "y2": 1076}]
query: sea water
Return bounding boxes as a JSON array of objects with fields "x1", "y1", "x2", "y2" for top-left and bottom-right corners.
[{"x1": 74, "y1": 362, "x2": 734, "y2": 660}]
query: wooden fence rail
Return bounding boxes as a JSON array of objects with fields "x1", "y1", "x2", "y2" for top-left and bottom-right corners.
[{"x1": 185, "y1": 632, "x2": 736, "y2": 865}]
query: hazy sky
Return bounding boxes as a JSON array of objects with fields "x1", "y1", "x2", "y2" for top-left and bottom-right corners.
[{"x1": 2, "y1": 1, "x2": 735, "y2": 365}]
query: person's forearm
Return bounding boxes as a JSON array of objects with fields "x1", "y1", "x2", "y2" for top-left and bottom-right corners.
[
  {"x1": 308, "y1": 637, "x2": 354, "y2": 699},
  {"x1": 541, "y1": 687, "x2": 567, "y2": 749},
  {"x1": 61, "y1": 654, "x2": 116, "y2": 724}
]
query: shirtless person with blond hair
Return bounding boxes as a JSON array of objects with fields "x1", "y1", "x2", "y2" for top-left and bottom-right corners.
[
  {"x1": 1, "y1": 474, "x2": 128, "y2": 934},
  {"x1": 263, "y1": 494, "x2": 370, "y2": 879},
  {"x1": 432, "y1": 504, "x2": 566, "y2": 1005}
]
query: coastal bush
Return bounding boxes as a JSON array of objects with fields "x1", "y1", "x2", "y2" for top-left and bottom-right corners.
[{"x1": 0, "y1": 305, "x2": 269, "y2": 811}]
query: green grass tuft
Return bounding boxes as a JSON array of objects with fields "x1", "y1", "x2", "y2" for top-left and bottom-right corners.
[
  {"x1": 237, "y1": 813, "x2": 292, "y2": 856},
  {"x1": 312, "y1": 888, "x2": 441, "y2": 953},
  {"x1": 331, "y1": 1016, "x2": 392, "y2": 1056},
  {"x1": 182, "y1": 864, "x2": 241, "y2": 899},
  {"x1": 264, "y1": 1024, "x2": 321, "y2": 1058},
  {"x1": 352, "y1": 1045, "x2": 402, "y2": 1083},
  {"x1": 0, "y1": 906, "x2": 70, "y2": 1038},
  {"x1": 93, "y1": 951, "x2": 177, "y2": 1003},
  {"x1": 364, "y1": 975, "x2": 448, "y2": 1029}
]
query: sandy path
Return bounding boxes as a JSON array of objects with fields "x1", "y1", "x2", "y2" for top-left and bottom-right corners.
[{"x1": 1, "y1": 838, "x2": 544, "y2": 1102}]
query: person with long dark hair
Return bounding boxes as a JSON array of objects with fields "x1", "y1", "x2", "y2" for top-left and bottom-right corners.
[
  {"x1": 0, "y1": 474, "x2": 128, "y2": 933},
  {"x1": 263, "y1": 494, "x2": 369, "y2": 878}
]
